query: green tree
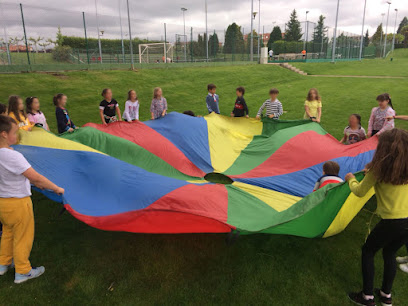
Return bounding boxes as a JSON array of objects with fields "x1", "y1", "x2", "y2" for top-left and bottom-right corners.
[
  {"x1": 197, "y1": 34, "x2": 204, "y2": 57},
  {"x1": 267, "y1": 26, "x2": 282, "y2": 49},
  {"x1": 312, "y1": 15, "x2": 327, "y2": 43},
  {"x1": 371, "y1": 24, "x2": 383, "y2": 43},
  {"x1": 246, "y1": 30, "x2": 259, "y2": 54},
  {"x1": 397, "y1": 17, "x2": 408, "y2": 34},
  {"x1": 364, "y1": 30, "x2": 370, "y2": 47},
  {"x1": 285, "y1": 10, "x2": 302, "y2": 42},
  {"x1": 29, "y1": 36, "x2": 43, "y2": 53},
  {"x1": 208, "y1": 31, "x2": 219, "y2": 57},
  {"x1": 401, "y1": 25, "x2": 408, "y2": 47},
  {"x1": 56, "y1": 27, "x2": 64, "y2": 46},
  {"x1": 224, "y1": 23, "x2": 244, "y2": 54}
]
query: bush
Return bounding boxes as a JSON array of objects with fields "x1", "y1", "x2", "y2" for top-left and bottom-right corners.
[{"x1": 52, "y1": 46, "x2": 73, "y2": 62}]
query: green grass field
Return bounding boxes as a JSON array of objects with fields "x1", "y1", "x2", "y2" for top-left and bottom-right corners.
[
  {"x1": 0, "y1": 49, "x2": 408, "y2": 305},
  {"x1": 293, "y1": 49, "x2": 408, "y2": 77}
]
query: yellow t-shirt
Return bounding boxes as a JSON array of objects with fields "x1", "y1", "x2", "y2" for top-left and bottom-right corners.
[
  {"x1": 348, "y1": 171, "x2": 408, "y2": 219},
  {"x1": 304, "y1": 100, "x2": 322, "y2": 119},
  {"x1": 9, "y1": 112, "x2": 33, "y2": 131}
]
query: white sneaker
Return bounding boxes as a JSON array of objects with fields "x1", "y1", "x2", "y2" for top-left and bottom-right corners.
[
  {"x1": 14, "y1": 266, "x2": 45, "y2": 284},
  {"x1": 0, "y1": 261, "x2": 14, "y2": 276},
  {"x1": 396, "y1": 256, "x2": 408, "y2": 264},
  {"x1": 399, "y1": 263, "x2": 408, "y2": 273}
]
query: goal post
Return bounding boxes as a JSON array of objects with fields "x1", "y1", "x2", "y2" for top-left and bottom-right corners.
[{"x1": 138, "y1": 43, "x2": 174, "y2": 64}]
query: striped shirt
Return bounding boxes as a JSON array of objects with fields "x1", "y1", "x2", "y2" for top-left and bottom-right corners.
[
  {"x1": 313, "y1": 175, "x2": 344, "y2": 192},
  {"x1": 256, "y1": 99, "x2": 283, "y2": 118}
]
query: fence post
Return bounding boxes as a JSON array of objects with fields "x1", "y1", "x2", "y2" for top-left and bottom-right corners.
[
  {"x1": 82, "y1": 12, "x2": 90, "y2": 65},
  {"x1": 190, "y1": 27, "x2": 193, "y2": 62},
  {"x1": 164, "y1": 23, "x2": 167, "y2": 63},
  {"x1": 19, "y1": 3, "x2": 31, "y2": 69}
]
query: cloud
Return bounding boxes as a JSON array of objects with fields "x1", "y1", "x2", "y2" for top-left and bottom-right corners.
[{"x1": 1, "y1": 0, "x2": 406, "y2": 42}]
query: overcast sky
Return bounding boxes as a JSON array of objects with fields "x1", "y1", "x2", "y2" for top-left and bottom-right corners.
[{"x1": 1, "y1": 0, "x2": 407, "y2": 42}]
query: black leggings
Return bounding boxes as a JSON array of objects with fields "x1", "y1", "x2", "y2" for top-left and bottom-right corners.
[{"x1": 362, "y1": 218, "x2": 408, "y2": 295}]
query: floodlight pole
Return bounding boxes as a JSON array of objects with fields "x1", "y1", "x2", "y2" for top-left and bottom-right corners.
[
  {"x1": 391, "y1": 8, "x2": 398, "y2": 52},
  {"x1": 258, "y1": 0, "x2": 261, "y2": 62},
  {"x1": 126, "y1": 0, "x2": 134, "y2": 69},
  {"x1": 304, "y1": 11, "x2": 309, "y2": 50},
  {"x1": 331, "y1": 0, "x2": 340, "y2": 63},
  {"x1": 250, "y1": 0, "x2": 254, "y2": 61},
  {"x1": 383, "y1": 1, "x2": 391, "y2": 58},
  {"x1": 181, "y1": 8, "x2": 187, "y2": 62},
  {"x1": 94, "y1": 0, "x2": 103, "y2": 63},
  {"x1": 358, "y1": 0, "x2": 367, "y2": 61},
  {"x1": 118, "y1": 0, "x2": 125, "y2": 63},
  {"x1": 379, "y1": 13, "x2": 385, "y2": 57},
  {"x1": 205, "y1": 0, "x2": 208, "y2": 61}
]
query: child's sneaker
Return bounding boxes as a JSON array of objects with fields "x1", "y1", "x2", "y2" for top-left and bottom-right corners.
[
  {"x1": 374, "y1": 289, "x2": 392, "y2": 306},
  {"x1": 348, "y1": 291, "x2": 376, "y2": 306},
  {"x1": 396, "y1": 256, "x2": 408, "y2": 264},
  {"x1": 0, "y1": 261, "x2": 14, "y2": 276},
  {"x1": 399, "y1": 263, "x2": 408, "y2": 273},
  {"x1": 14, "y1": 266, "x2": 45, "y2": 284}
]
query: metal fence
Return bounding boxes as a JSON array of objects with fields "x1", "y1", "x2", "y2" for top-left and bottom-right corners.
[{"x1": 0, "y1": 2, "x2": 393, "y2": 73}]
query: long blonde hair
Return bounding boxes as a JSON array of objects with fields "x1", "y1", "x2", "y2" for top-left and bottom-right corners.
[
  {"x1": 306, "y1": 88, "x2": 321, "y2": 102},
  {"x1": 153, "y1": 87, "x2": 162, "y2": 99}
]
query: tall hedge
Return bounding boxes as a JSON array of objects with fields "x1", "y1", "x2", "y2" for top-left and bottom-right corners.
[{"x1": 61, "y1": 36, "x2": 159, "y2": 52}]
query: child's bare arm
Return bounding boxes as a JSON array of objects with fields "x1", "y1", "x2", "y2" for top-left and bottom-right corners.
[
  {"x1": 99, "y1": 109, "x2": 107, "y2": 125},
  {"x1": 116, "y1": 106, "x2": 122, "y2": 121},
  {"x1": 23, "y1": 168, "x2": 64, "y2": 195}
]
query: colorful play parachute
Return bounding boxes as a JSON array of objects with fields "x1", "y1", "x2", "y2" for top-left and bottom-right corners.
[{"x1": 15, "y1": 113, "x2": 377, "y2": 238}]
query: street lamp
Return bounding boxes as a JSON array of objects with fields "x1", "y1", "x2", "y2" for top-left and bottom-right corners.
[
  {"x1": 181, "y1": 7, "x2": 187, "y2": 62},
  {"x1": 391, "y1": 8, "x2": 398, "y2": 52},
  {"x1": 383, "y1": 1, "x2": 391, "y2": 58},
  {"x1": 304, "y1": 10, "x2": 309, "y2": 50},
  {"x1": 358, "y1": 0, "x2": 367, "y2": 61}
]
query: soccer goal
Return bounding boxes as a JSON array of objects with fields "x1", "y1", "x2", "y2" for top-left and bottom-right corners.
[{"x1": 138, "y1": 43, "x2": 174, "y2": 64}]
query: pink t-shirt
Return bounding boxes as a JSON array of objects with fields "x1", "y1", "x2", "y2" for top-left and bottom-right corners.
[{"x1": 27, "y1": 112, "x2": 49, "y2": 130}]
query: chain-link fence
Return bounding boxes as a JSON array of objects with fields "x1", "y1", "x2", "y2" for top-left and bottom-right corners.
[{"x1": 0, "y1": 2, "x2": 393, "y2": 73}]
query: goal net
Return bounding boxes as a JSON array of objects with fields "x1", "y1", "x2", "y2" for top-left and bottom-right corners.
[{"x1": 138, "y1": 43, "x2": 174, "y2": 64}]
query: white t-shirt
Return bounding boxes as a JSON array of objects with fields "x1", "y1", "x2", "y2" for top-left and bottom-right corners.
[
  {"x1": 122, "y1": 100, "x2": 140, "y2": 121},
  {"x1": 0, "y1": 148, "x2": 32, "y2": 198}
]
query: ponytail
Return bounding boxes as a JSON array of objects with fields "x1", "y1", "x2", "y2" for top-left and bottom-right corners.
[{"x1": 383, "y1": 93, "x2": 394, "y2": 111}]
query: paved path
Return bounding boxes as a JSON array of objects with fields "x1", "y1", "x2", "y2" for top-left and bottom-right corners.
[{"x1": 308, "y1": 74, "x2": 406, "y2": 79}]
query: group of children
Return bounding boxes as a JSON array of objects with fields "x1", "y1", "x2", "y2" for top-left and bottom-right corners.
[{"x1": 0, "y1": 87, "x2": 408, "y2": 305}]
